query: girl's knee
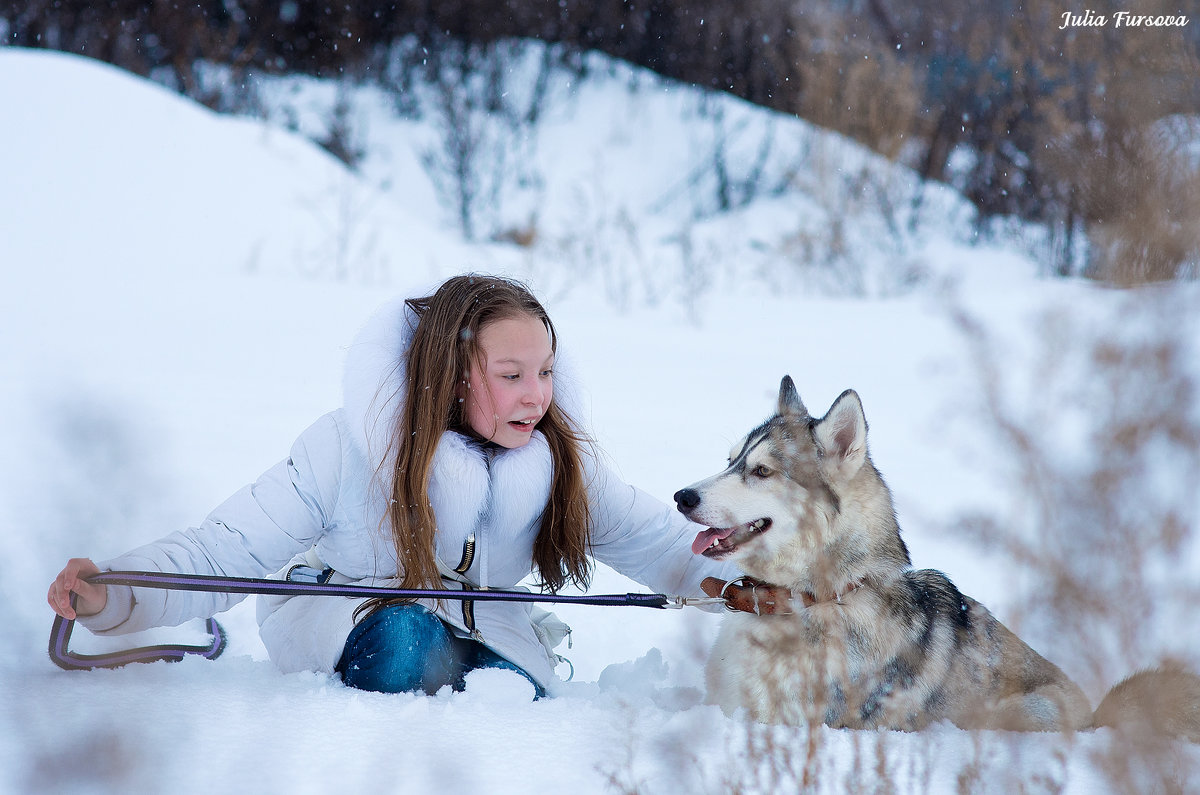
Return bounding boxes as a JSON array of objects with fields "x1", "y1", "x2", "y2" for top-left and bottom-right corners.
[{"x1": 336, "y1": 605, "x2": 460, "y2": 694}]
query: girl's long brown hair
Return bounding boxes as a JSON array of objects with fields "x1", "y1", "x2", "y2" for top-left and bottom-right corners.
[{"x1": 361, "y1": 275, "x2": 593, "y2": 618}]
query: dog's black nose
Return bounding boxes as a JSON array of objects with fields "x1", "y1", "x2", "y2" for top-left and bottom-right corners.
[{"x1": 673, "y1": 488, "x2": 700, "y2": 510}]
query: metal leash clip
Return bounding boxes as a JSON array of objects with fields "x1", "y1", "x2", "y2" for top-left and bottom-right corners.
[
  {"x1": 662, "y1": 595, "x2": 729, "y2": 609},
  {"x1": 721, "y1": 576, "x2": 758, "y2": 613}
]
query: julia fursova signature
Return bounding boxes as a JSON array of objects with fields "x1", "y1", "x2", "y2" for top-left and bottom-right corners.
[{"x1": 1059, "y1": 10, "x2": 1189, "y2": 29}]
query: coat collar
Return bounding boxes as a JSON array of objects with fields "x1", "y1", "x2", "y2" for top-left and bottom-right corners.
[{"x1": 426, "y1": 430, "x2": 553, "y2": 566}]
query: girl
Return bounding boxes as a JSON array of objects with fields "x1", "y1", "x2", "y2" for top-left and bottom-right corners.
[{"x1": 47, "y1": 274, "x2": 736, "y2": 696}]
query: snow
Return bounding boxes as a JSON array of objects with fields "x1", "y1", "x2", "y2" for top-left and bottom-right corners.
[{"x1": 3, "y1": 45, "x2": 1200, "y2": 793}]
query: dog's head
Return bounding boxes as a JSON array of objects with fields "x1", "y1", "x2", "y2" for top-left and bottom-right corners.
[{"x1": 673, "y1": 376, "x2": 874, "y2": 583}]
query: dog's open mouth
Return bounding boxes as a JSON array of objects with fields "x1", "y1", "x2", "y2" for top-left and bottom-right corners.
[{"x1": 691, "y1": 518, "x2": 772, "y2": 558}]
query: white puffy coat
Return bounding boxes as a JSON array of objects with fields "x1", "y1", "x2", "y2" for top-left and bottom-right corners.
[{"x1": 81, "y1": 297, "x2": 733, "y2": 689}]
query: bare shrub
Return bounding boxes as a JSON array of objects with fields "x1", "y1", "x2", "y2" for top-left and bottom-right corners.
[
  {"x1": 531, "y1": 164, "x2": 653, "y2": 312},
  {"x1": 317, "y1": 81, "x2": 366, "y2": 169},
  {"x1": 294, "y1": 174, "x2": 388, "y2": 285},
  {"x1": 689, "y1": 93, "x2": 789, "y2": 216},
  {"x1": 790, "y1": 17, "x2": 923, "y2": 165},
  {"x1": 951, "y1": 290, "x2": 1200, "y2": 790},
  {"x1": 776, "y1": 138, "x2": 938, "y2": 298},
  {"x1": 1073, "y1": 120, "x2": 1200, "y2": 285},
  {"x1": 416, "y1": 38, "x2": 551, "y2": 242}
]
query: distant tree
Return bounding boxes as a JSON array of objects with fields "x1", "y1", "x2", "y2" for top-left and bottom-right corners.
[{"x1": 5, "y1": 0, "x2": 1196, "y2": 278}]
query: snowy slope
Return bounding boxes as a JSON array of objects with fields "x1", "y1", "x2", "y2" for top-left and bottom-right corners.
[{"x1": 2, "y1": 46, "x2": 1199, "y2": 794}]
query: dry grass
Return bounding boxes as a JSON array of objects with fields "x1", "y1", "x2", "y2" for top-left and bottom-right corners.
[
  {"x1": 1080, "y1": 123, "x2": 1200, "y2": 284},
  {"x1": 951, "y1": 289, "x2": 1200, "y2": 791}
]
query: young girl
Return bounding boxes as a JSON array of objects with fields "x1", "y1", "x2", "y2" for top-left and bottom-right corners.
[{"x1": 47, "y1": 274, "x2": 737, "y2": 696}]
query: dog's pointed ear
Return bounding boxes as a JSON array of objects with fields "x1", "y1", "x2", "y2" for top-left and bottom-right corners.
[
  {"x1": 777, "y1": 375, "x2": 809, "y2": 418},
  {"x1": 814, "y1": 389, "x2": 867, "y2": 478}
]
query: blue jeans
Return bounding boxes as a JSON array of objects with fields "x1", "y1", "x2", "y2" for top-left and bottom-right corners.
[{"x1": 335, "y1": 603, "x2": 545, "y2": 697}]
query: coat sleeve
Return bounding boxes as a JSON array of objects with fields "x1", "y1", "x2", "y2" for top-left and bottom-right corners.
[
  {"x1": 80, "y1": 412, "x2": 344, "y2": 635},
  {"x1": 586, "y1": 460, "x2": 740, "y2": 599}
]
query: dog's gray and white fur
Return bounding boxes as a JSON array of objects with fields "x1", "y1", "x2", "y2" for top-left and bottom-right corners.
[{"x1": 675, "y1": 376, "x2": 1200, "y2": 736}]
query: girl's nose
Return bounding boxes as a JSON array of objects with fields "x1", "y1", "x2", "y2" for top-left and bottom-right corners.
[{"x1": 524, "y1": 380, "x2": 549, "y2": 408}]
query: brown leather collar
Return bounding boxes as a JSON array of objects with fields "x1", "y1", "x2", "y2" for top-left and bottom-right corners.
[
  {"x1": 797, "y1": 579, "x2": 863, "y2": 608},
  {"x1": 702, "y1": 575, "x2": 863, "y2": 616}
]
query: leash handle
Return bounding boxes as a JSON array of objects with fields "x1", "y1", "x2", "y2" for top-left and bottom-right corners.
[
  {"x1": 48, "y1": 569, "x2": 679, "y2": 671},
  {"x1": 49, "y1": 594, "x2": 227, "y2": 671}
]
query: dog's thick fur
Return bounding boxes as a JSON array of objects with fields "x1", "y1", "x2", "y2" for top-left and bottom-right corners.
[{"x1": 675, "y1": 376, "x2": 1200, "y2": 735}]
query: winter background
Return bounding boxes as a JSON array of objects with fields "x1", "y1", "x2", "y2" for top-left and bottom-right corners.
[{"x1": 2, "y1": 41, "x2": 1200, "y2": 794}]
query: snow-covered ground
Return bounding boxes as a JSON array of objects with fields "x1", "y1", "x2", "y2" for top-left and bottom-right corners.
[{"x1": 2, "y1": 45, "x2": 1199, "y2": 793}]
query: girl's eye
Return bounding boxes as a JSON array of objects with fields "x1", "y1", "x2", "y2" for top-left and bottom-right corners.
[
  {"x1": 539, "y1": 369, "x2": 554, "y2": 378},
  {"x1": 502, "y1": 374, "x2": 520, "y2": 381}
]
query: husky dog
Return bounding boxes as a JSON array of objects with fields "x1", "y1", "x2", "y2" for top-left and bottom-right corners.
[{"x1": 675, "y1": 376, "x2": 1200, "y2": 735}]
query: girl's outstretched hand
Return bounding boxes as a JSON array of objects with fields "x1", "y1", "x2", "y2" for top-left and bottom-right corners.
[{"x1": 48, "y1": 558, "x2": 107, "y2": 620}]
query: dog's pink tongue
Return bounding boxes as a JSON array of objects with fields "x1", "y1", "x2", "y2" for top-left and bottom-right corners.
[{"x1": 691, "y1": 526, "x2": 734, "y2": 555}]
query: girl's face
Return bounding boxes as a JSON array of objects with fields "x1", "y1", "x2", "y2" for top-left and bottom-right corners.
[{"x1": 460, "y1": 314, "x2": 555, "y2": 448}]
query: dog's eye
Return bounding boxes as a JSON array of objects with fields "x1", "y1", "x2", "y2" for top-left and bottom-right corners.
[{"x1": 751, "y1": 465, "x2": 773, "y2": 478}]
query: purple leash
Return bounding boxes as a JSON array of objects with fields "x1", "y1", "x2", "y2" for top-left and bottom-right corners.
[{"x1": 49, "y1": 570, "x2": 718, "y2": 671}]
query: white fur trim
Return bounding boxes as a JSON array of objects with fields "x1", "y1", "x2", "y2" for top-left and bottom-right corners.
[
  {"x1": 427, "y1": 430, "x2": 491, "y2": 537},
  {"x1": 341, "y1": 295, "x2": 415, "y2": 468}
]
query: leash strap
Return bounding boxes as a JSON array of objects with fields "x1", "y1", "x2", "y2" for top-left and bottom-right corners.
[
  {"x1": 48, "y1": 569, "x2": 691, "y2": 671},
  {"x1": 81, "y1": 570, "x2": 675, "y2": 606}
]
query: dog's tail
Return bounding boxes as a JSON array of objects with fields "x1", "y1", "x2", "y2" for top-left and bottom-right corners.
[{"x1": 1092, "y1": 664, "x2": 1200, "y2": 743}]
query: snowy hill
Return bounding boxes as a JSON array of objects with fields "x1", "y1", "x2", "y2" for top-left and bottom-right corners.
[{"x1": 3, "y1": 44, "x2": 1199, "y2": 793}]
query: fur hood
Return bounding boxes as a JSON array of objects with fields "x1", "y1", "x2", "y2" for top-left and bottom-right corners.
[
  {"x1": 341, "y1": 293, "x2": 587, "y2": 469},
  {"x1": 338, "y1": 293, "x2": 588, "y2": 582}
]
